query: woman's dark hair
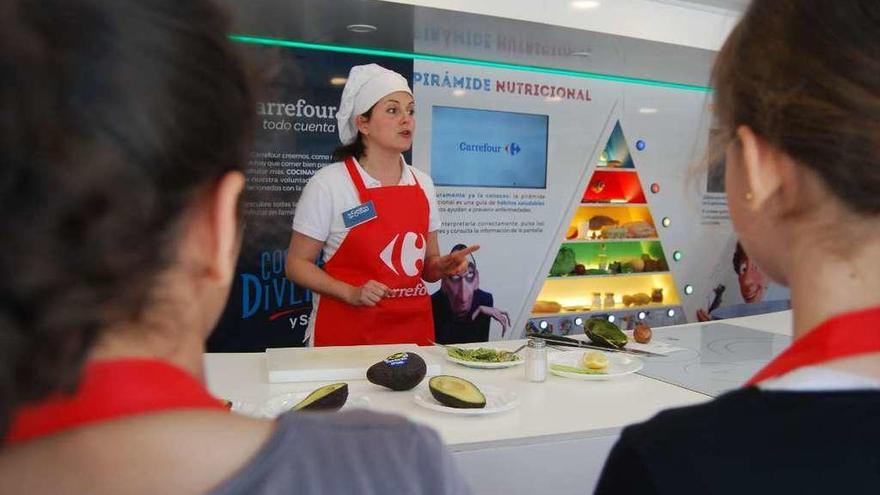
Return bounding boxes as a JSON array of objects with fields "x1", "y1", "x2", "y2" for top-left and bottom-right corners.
[
  {"x1": 732, "y1": 242, "x2": 747, "y2": 274},
  {"x1": 712, "y1": 0, "x2": 880, "y2": 214},
  {"x1": 332, "y1": 107, "x2": 373, "y2": 161},
  {"x1": 0, "y1": 0, "x2": 254, "y2": 438}
]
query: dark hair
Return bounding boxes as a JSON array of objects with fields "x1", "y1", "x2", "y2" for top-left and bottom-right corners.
[
  {"x1": 732, "y1": 242, "x2": 748, "y2": 274},
  {"x1": 332, "y1": 107, "x2": 373, "y2": 161},
  {"x1": 712, "y1": 0, "x2": 880, "y2": 214},
  {"x1": 0, "y1": 0, "x2": 253, "y2": 438}
]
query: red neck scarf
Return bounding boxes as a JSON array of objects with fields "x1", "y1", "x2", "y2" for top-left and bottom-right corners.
[
  {"x1": 747, "y1": 306, "x2": 880, "y2": 385},
  {"x1": 7, "y1": 358, "x2": 227, "y2": 445}
]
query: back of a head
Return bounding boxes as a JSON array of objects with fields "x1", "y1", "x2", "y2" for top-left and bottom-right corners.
[
  {"x1": 0, "y1": 0, "x2": 253, "y2": 440},
  {"x1": 712, "y1": 0, "x2": 880, "y2": 214}
]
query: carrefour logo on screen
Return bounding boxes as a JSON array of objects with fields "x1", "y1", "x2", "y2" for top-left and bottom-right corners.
[{"x1": 458, "y1": 141, "x2": 521, "y2": 156}]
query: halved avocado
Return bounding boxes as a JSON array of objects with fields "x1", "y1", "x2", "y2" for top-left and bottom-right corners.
[
  {"x1": 367, "y1": 352, "x2": 427, "y2": 391},
  {"x1": 291, "y1": 383, "x2": 348, "y2": 412},
  {"x1": 584, "y1": 318, "x2": 628, "y2": 349},
  {"x1": 428, "y1": 375, "x2": 486, "y2": 409}
]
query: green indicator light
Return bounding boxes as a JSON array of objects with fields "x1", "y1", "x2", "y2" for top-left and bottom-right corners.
[{"x1": 229, "y1": 34, "x2": 713, "y2": 93}]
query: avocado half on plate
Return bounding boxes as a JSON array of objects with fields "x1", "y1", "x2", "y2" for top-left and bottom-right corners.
[
  {"x1": 291, "y1": 383, "x2": 349, "y2": 412},
  {"x1": 428, "y1": 375, "x2": 486, "y2": 409}
]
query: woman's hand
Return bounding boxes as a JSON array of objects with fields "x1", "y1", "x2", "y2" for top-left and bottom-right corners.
[
  {"x1": 435, "y1": 245, "x2": 480, "y2": 277},
  {"x1": 347, "y1": 280, "x2": 390, "y2": 307}
]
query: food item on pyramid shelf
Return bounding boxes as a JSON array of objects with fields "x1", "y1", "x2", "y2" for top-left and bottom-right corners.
[
  {"x1": 565, "y1": 226, "x2": 579, "y2": 240},
  {"x1": 550, "y1": 246, "x2": 577, "y2": 276},
  {"x1": 582, "y1": 351, "x2": 609, "y2": 370},
  {"x1": 532, "y1": 300, "x2": 562, "y2": 313},
  {"x1": 585, "y1": 318, "x2": 629, "y2": 349},
  {"x1": 651, "y1": 288, "x2": 664, "y2": 303},
  {"x1": 600, "y1": 226, "x2": 628, "y2": 239},
  {"x1": 585, "y1": 268, "x2": 610, "y2": 275},
  {"x1": 589, "y1": 215, "x2": 619, "y2": 230},
  {"x1": 429, "y1": 376, "x2": 486, "y2": 409},
  {"x1": 604, "y1": 293, "x2": 616, "y2": 308},
  {"x1": 291, "y1": 383, "x2": 349, "y2": 412},
  {"x1": 590, "y1": 179, "x2": 606, "y2": 193},
  {"x1": 630, "y1": 257, "x2": 646, "y2": 272},
  {"x1": 573, "y1": 264, "x2": 587, "y2": 275},
  {"x1": 563, "y1": 305, "x2": 589, "y2": 312},
  {"x1": 606, "y1": 159, "x2": 623, "y2": 168},
  {"x1": 447, "y1": 347, "x2": 520, "y2": 363},
  {"x1": 623, "y1": 293, "x2": 652, "y2": 307},
  {"x1": 366, "y1": 352, "x2": 427, "y2": 391},
  {"x1": 634, "y1": 323, "x2": 653, "y2": 344},
  {"x1": 622, "y1": 221, "x2": 657, "y2": 238},
  {"x1": 641, "y1": 254, "x2": 667, "y2": 272}
]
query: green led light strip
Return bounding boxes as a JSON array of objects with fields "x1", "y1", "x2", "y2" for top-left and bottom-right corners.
[{"x1": 229, "y1": 34, "x2": 712, "y2": 93}]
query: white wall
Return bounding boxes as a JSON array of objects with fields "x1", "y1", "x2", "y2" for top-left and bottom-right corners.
[{"x1": 383, "y1": 0, "x2": 740, "y2": 51}]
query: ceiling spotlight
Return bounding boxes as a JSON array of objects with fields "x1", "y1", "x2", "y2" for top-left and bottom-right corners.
[
  {"x1": 574, "y1": 317, "x2": 584, "y2": 326},
  {"x1": 638, "y1": 311, "x2": 647, "y2": 320},
  {"x1": 607, "y1": 314, "x2": 616, "y2": 323},
  {"x1": 667, "y1": 309, "x2": 676, "y2": 318},
  {"x1": 662, "y1": 217, "x2": 671, "y2": 228},
  {"x1": 330, "y1": 77, "x2": 347, "y2": 86},
  {"x1": 684, "y1": 285, "x2": 694, "y2": 295},
  {"x1": 639, "y1": 108, "x2": 659, "y2": 114},
  {"x1": 539, "y1": 320, "x2": 549, "y2": 330},
  {"x1": 571, "y1": 1, "x2": 601, "y2": 9},
  {"x1": 673, "y1": 250, "x2": 683, "y2": 261},
  {"x1": 346, "y1": 24, "x2": 378, "y2": 33}
]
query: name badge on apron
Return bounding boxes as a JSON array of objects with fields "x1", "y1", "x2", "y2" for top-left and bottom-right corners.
[{"x1": 342, "y1": 200, "x2": 378, "y2": 229}]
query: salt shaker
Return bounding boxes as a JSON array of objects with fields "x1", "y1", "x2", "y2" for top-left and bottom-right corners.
[{"x1": 525, "y1": 338, "x2": 548, "y2": 382}]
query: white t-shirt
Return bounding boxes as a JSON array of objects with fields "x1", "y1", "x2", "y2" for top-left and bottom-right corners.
[{"x1": 292, "y1": 156, "x2": 440, "y2": 263}]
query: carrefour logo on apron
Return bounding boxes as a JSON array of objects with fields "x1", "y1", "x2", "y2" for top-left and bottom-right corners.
[{"x1": 379, "y1": 232, "x2": 425, "y2": 277}]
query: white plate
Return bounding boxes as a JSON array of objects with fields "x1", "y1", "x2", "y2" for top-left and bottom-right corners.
[
  {"x1": 444, "y1": 349, "x2": 525, "y2": 369},
  {"x1": 548, "y1": 351, "x2": 643, "y2": 380},
  {"x1": 413, "y1": 383, "x2": 520, "y2": 415},
  {"x1": 258, "y1": 390, "x2": 371, "y2": 418}
]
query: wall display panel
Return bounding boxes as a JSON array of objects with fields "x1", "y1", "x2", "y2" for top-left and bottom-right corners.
[{"x1": 208, "y1": 46, "x2": 412, "y2": 351}]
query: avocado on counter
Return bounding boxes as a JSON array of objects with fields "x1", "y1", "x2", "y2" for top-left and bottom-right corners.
[
  {"x1": 366, "y1": 352, "x2": 427, "y2": 391},
  {"x1": 291, "y1": 383, "x2": 349, "y2": 412},
  {"x1": 584, "y1": 318, "x2": 628, "y2": 349},
  {"x1": 428, "y1": 375, "x2": 486, "y2": 409}
]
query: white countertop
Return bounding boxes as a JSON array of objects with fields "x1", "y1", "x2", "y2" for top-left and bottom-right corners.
[{"x1": 204, "y1": 310, "x2": 793, "y2": 450}]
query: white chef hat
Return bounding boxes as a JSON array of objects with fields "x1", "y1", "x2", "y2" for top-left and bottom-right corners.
[{"x1": 336, "y1": 64, "x2": 412, "y2": 145}]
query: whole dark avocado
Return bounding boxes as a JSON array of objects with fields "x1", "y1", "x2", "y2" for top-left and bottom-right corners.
[
  {"x1": 367, "y1": 352, "x2": 427, "y2": 391},
  {"x1": 291, "y1": 383, "x2": 349, "y2": 412}
]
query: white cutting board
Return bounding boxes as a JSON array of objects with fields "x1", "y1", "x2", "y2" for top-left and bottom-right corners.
[{"x1": 265, "y1": 344, "x2": 443, "y2": 383}]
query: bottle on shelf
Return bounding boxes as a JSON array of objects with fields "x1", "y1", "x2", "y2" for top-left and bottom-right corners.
[
  {"x1": 604, "y1": 292, "x2": 616, "y2": 309},
  {"x1": 597, "y1": 243, "x2": 608, "y2": 271}
]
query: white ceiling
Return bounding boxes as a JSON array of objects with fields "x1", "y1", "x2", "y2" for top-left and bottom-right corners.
[
  {"x1": 657, "y1": 0, "x2": 749, "y2": 13},
  {"x1": 385, "y1": 0, "x2": 744, "y2": 50}
]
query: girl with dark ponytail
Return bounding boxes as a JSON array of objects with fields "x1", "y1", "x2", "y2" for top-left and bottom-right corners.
[{"x1": 0, "y1": 2, "x2": 468, "y2": 493}]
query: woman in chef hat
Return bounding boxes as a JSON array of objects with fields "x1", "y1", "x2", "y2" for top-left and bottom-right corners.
[{"x1": 286, "y1": 64, "x2": 477, "y2": 346}]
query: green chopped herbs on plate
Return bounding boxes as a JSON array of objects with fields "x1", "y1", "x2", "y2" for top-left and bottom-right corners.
[
  {"x1": 550, "y1": 364, "x2": 608, "y2": 375},
  {"x1": 447, "y1": 347, "x2": 521, "y2": 363}
]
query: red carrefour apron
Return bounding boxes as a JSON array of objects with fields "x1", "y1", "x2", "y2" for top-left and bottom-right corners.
[
  {"x1": 746, "y1": 306, "x2": 880, "y2": 386},
  {"x1": 313, "y1": 157, "x2": 434, "y2": 346},
  {"x1": 7, "y1": 359, "x2": 227, "y2": 445}
]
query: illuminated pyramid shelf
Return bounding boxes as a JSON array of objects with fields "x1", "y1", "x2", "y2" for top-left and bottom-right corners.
[{"x1": 528, "y1": 122, "x2": 685, "y2": 335}]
